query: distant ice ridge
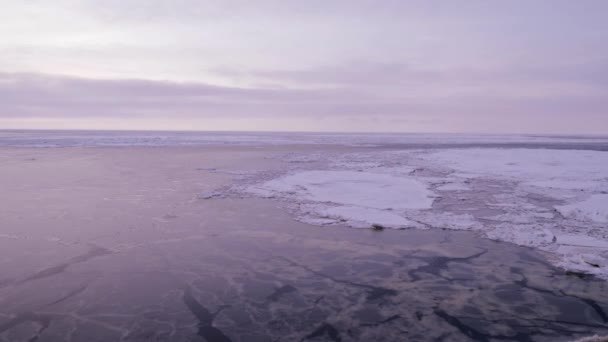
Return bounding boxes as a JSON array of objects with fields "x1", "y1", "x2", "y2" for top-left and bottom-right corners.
[
  {"x1": 3, "y1": 130, "x2": 608, "y2": 147},
  {"x1": 246, "y1": 148, "x2": 608, "y2": 279}
]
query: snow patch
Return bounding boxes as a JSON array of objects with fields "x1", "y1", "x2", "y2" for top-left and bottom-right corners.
[
  {"x1": 556, "y1": 234, "x2": 608, "y2": 248},
  {"x1": 247, "y1": 170, "x2": 435, "y2": 229},
  {"x1": 243, "y1": 148, "x2": 608, "y2": 279},
  {"x1": 556, "y1": 194, "x2": 608, "y2": 223},
  {"x1": 251, "y1": 171, "x2": 434, "y2": 210},
  {"x1": 423, "y1": 149, "x2": 608, "y2": 183}
]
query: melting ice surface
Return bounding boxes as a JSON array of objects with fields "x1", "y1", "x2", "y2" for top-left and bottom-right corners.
[{"x1": 246, "y1": 147, "x2": 608, "y2": 279}]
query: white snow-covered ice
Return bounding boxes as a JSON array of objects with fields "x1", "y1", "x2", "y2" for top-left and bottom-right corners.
[
  {"x1": 244, "y1": 147, "x2": 608, "y2": 279},
  {"x1": 249, "y1": 170, "x2": 434, "y2": 210},
  {"x1": 421, "y1": 149, "x2": 608, "y2": 187},
  {"x1": 556, "y1": 194, "x2": 608, "y2": 223},
  {"x1": 248, "y1": 170, "x2": 435, "y2": 228}
]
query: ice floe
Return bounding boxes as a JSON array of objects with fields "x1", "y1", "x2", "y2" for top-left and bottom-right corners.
[
  {"x1": 243, "y1": 147, "x2": 608, "y2": 279},
  {"x1": 249, "y1": 171, "x2": 434, "y2": 210}
]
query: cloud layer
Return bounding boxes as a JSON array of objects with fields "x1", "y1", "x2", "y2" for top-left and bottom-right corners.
[{"x1": 1, "y1": 1, "x2": 607, "y2": 133}]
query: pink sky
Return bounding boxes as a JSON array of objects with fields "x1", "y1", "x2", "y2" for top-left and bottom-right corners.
[{"x1": 1, "y1": 1, "x2": 607, "y2": 133}]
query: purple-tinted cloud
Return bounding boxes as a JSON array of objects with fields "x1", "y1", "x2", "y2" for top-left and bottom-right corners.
[
  {"x1": 216, "y1": 60, "x2": 608, "y2": 88},
  {"x1": 1, "y1": 71, "x2": 606, "y2": 126},
  {"x1": 2, "y1": 1, "x2": 608, "y2": 132},
  {"x1": 0, "y1": 72, "x2": 371, "y2": 117}
]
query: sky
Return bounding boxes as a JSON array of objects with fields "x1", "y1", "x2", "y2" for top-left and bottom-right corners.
[{"x1": 1, "y1": 0, "x2": 607, "y2": 133}]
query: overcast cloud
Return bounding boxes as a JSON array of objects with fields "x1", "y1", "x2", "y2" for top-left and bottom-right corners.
[{"x1": 1, "y1": 0, "x2": 607, "y2": 133}]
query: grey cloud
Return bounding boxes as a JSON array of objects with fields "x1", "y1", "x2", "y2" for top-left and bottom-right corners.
[
  {"x1": 216, "y1": 60, "x2": 608, "y2": 88},
  {"x1": 2, "y1": 71, "x2": 607, "y2": 126},
  {"x1": 0, "y1": 72, "x2": 385, "y2": 118}
]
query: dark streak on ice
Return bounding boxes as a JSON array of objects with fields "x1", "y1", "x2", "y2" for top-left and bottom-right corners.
[
  {"x1": 436, "y1": 309, "x2": 608, "y2": 341},
  {"x1": 435, "y1": 310, "x2": 536, "y2": 342},
  {"x1": 45, "y1": 284, "x2": 89, "y2": 306},
  {"x1": 513, "y1": 269, "x2": 608, "y2": 324},
  {"x1": 302, "y1": 323, "x2": 342, "y2": 342},
  {"x1": 434, "y1": 310, "x2": 492, "y2": 342},
  {"x1": 360, "y1": 314, "x2": 400, "y2": 327},
  {"x1": 182, "y1": 287, "x2": 232, "y2": 342},
  {"x1": 581, "y1": 299, "x2": 608, "y2": 323},
  {"x1": 0, "y1": 312, "x2": 51, "y2": 341},
  {"x1": 407, "y1": 249, "x2": 488, "y2": 281},
  {"x1": 277, "y1": 257, "x2": 397, "y2": 301},
  {"x1": 18, "y1": 245, "x2": 111, "y2": 285},
  {"x1": 431, "y1": 268, "x2": 608, "y2": 341},
  {"x1": 267, "y1": 284, "x2": 297, "y2": 302}
]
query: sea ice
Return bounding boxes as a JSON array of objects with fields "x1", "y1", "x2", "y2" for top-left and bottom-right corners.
[
  {"x1": 556, "y1": 194, "x2": 608, "y2": 223},
  {"x1": 244, "y1": 148, "x2": 608, "y2": 279},
  {"x1": 421, "y1": 148, "x2": 608, "y2": 188},
  {"x1": 314, "y1": 206, "x2": 414, "y2": 228},
  {"x1": 435, "y1": 182, "x2": 471, "y2": 191},
  {"x1": 250, "y1": 171, "x2": 434, "y2": 210}
]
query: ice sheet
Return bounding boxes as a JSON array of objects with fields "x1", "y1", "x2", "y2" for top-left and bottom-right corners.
[
  {"x1": 244, "y1": 147, "x2": 608, "y2": 279},
  {"x1": 250, "y1": 171, "x2": 434, "y2": 210},
  {"x1": 422, "y1": 148, "x2": 608, "y2": 185},
  {"x1": 3, "y1": 130, "x2": 608, "y2": 147}
]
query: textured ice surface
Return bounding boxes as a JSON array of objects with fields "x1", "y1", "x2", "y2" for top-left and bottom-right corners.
[
  {"x1": 312, "y1": 206, "x2": 414, "y2": 228},
  {"x1": 3, "y1": 140, "x2": 608, "y2": 341},
  {"x1": 435, "y1": 182, "x2": 471, "y2": 191},
  {"x1": 3, "y1": 130, "x2": 608, "y2": 147},
  {"x1": 556, "y1": 194, "x2": 608, "y2": 223},
  {"x1": 245, "y1": 148, "x2": 608, "y2": 279},
  {"x1": 250, "y1": 170, "x2": 434, "y2": 210},
  {"x1": 422, "y1": 148, "x2": 608, "y2": 184}
]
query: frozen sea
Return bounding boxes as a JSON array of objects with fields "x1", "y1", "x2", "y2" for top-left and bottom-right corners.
[
  {"x1": 2, "y1": 129, "x2": 608, "y2": 148},
  {"x1": 1, "y1": 130, "x2": 608, "y2": 341}
]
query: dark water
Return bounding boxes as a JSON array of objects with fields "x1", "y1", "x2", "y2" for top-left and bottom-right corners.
[{"x1": 1, "y1": 198, "x2": 607, "y2": 342}]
